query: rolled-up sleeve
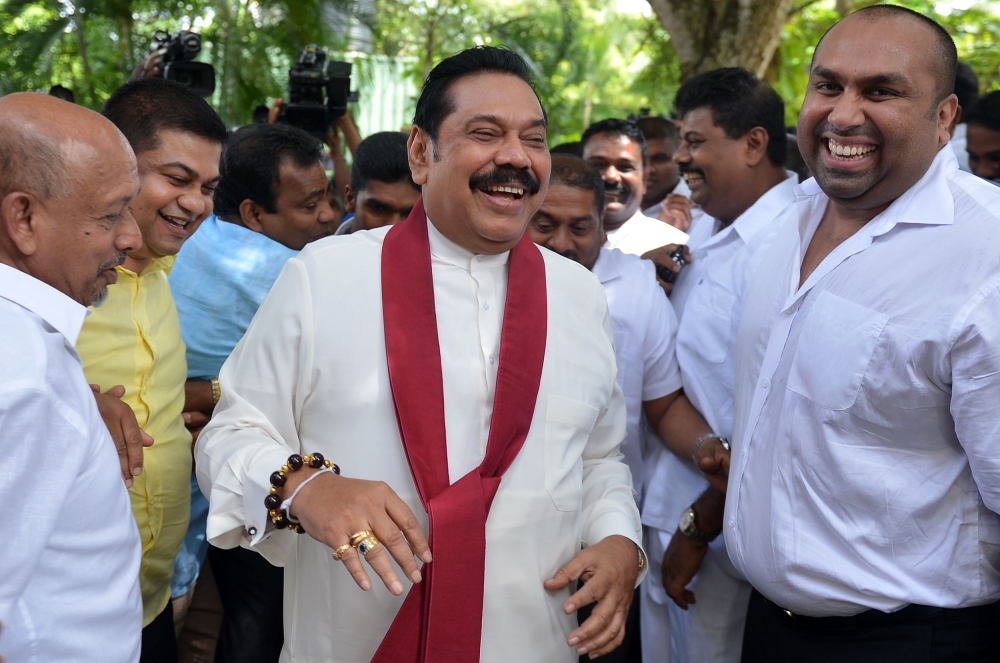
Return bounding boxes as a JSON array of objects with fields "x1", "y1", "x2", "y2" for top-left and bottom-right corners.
[
  {"x1": 950, "y1": 277, "x2": 1000, "y2": 516},
  {"x1": 580, "y1": 288, "x2": 648, "y2": 585},
  {"x1": 195, "y1": 258, "x2": 314, "y2": 566}
]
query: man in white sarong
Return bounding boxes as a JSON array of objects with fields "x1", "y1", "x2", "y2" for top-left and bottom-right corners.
[{"x1": 197, "y1": 47, "x2": 646, "y2": 663}]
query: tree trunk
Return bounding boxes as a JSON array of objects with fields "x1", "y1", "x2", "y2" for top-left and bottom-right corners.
[
  {"x1": 72, "y1": 4, "x2": 97, "y2": 102},
  {"x1": 645, "y1": 0, "x2": 796, "y2": 81}
]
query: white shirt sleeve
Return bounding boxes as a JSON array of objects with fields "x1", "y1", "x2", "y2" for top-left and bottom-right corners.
[
  {"x1": 0, "y1": 388, "x2": 85, "y2": 624},
  {"x1": 640, "y1": 271, "x2": 683, "y2": 402},
  {"x1": 950, "y1": 278, "x2": 1000, "y2": 515},
  {"x1": 195, "y1": 258, "x2": 314, "y2": 565},
  {"x1": 580, "y1": 287, "x2": 648, "y2": 583}
]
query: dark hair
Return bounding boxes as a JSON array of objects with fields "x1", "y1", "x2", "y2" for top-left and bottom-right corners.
[
  {"x1": 102, "y1": 78, "x2": 228, "y2": 155},
  {"x1": 955, "y1": 62, "x2": 980, "y2": 112},
  {"x1": 550, "y1": 141, "x2": 582, "y2": 157},
  {"x1": 817, "y1": 5, "x2": 957, "y2": 103},
  {"x1": 549, "y1": 155, "x2": 605, "y2": 217},
  {"x1": 637, "y1": 116, "x2": 679, "y2": 147},
  {"x1": 964, "y1": 91, "x2": 1000, "y2": 133},
  {"x1": 349, "y1": 131, "x2": 417, "y2": 193},
  {"x1": 48, "y1": 85, "x2": 75, "y2": 104},
  {"x1": 413, "y1": 46, "x2": 546, "y2": 143},
  {"x1": 581, "y1": 118, "x2": 648, "y2": 167},
  {"x1": 674, "y1": 67, "x2": 787, "y2": 167},
  {"x1": 213, "y1": 123, "x2": 322, "y2": 218}
]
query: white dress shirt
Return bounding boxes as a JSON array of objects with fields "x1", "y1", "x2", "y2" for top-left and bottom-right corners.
[
  {"x1": 727, "y1": 148, "x2": 1000, "y2": 617},
  {"x1": 643, "y1": 172, "x2": 796, "y2": 537},
  {"x1": 606, "y1": 209, "x2": 689, "y2": 258},
  {"x1": 0, "y1": 263, "x2": 142, "y2": 663},
  {"x1": 591, "y1": 246, "x2": 682, "y2": 506},
  {"x1": 196, "y1": 219, "x2": 644, "y2": 663}
]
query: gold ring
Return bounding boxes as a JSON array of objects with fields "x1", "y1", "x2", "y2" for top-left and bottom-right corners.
[
  {"x1": 354, "y1": 535, "x2": 380, "y2": 556},
  {"x1": 332, "y1": 543, "x2": 351, "y2": 561},
  {"x1": 350, "y1": 530, "x2": 374, "y2": 546}
]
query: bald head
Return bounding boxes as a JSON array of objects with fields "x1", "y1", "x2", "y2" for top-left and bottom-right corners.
[
  {"x1": 816, "y1": 6, "x2": 957, "y2": 103},
  {"x1": 0, "y1": 93, "x2": 142, "y2": 306},
  {"x1": 0, "y1": 93, "x2": 135, "y2": 202}
]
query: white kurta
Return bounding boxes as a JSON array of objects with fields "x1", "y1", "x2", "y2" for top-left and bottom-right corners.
[
  {"x1": 196, "y1": 219, "x2": 645, "y2": 663},
  {"x1": 0, "y1": 264, "x2": 142, "y2": 663},
  {"x1": 728, "y1": 148, "x2": 1000, "y2": 617},
  {"x1": 640, "y1": 173, "x2": 796, "y2": 663}
]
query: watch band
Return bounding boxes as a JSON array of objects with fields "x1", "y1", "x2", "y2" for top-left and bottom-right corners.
[
  {"x1": 691, "y1": 433, "x2": 730, "y2": 461},
  {"x1": 679, "y1": 506, "x2": 719, "y2": 543}
]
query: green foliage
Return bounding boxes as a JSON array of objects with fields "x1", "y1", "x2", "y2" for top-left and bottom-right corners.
[{"x1": 2, "y1": 0, "x2": 998, "y2": 140}]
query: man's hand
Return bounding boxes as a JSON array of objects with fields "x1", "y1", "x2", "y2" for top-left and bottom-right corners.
[
  {"x1": 662, "y1": 529, "x2": 709, "y2": 610},
  {"x1": 657, "y1": 194, "x2": 694, "y2": 232},
  {"x1": 544, "y1": 535, "x2": 641, "y2": 659},
  {"x1": 644, "y1": 243, "x2": 692, "y2": 296},
  {"x1": 129, "y1": 49, "x2": 165, "y2": 82},
  {"x1": 267, "y1": 98, "x2": 284, "y2": 124},
  {"x1": 693, "y1": 437, "x2": 731, "y2": 493},
  {"x1": 91, "y1": 384, "x2": 154, "y2": 488},
  {"x1": 287, "y1": 470, "x2": 432, "y2": 596}
]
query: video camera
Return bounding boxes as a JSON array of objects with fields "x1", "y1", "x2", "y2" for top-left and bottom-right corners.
[
  {"x1": 279, "y1": 44, "x2": 357, "y2": 140},
  {"x1": 151, "y1": 30, "x2": 216, "y2": 98}
]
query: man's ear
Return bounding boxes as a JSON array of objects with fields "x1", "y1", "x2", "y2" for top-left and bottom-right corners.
[
  {"x1": 239, "y1": 199, "x2": 265, "y2": 234},
  {"x1": 344, "y1": 185, "x2": 357, "y2": 214},
  {"x1": 939, "y1": 93, "x2": 960, "y2": 144},
  {"x1": 744, "y1": 127, "x2": 770, "y2": 167},
  {"x1": 0, "y1": 191, "x2": 41, "y2": 257},
  {"x1": 407, "y1": 126, "x2": 432, "y2": 186}
]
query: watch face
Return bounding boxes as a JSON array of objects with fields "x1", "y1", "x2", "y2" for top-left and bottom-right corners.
[{"x1": 680, "y1": 508, "x2": 695, "y2": 532}]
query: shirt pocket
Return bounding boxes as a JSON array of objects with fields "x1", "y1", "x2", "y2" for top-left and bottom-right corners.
[
  {"x1": 787, "y1": 291, "x2": 888, "y2": 411},
  {"x1": 544, "y1": 395, "x2": 600, "y2": 512}
]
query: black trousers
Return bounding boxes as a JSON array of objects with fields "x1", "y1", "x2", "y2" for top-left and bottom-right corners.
[
  {"x1": 742, "y1": 588, "x2": 1000, "y2": 663},
  {"x1": 578, "y1": 584, "x2": 642, "y2": 662},
  {"x1": 140, "y1": 600, "x2": 177, "y2": 663},
  {"x1": 208, "y1": 545, "x2": 284, "y2": 663}
]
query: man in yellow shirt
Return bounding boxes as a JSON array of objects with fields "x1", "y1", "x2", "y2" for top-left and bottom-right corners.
[{"x1": 76, "y1": 78, "x2": 227, "y2": 663}]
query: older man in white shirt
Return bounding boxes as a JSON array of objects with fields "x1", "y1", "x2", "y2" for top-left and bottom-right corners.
[
  {"x1": 725, "y1": 8, "x2": 1000, "y2": 662},
  {"x1": 0, "y1": 94, "x2": 144, "y2": 662},
  {"x1": 527, "y1": 154, "x2": 683, "y2": 661},
  {"x1": 196, "y1": 48, "x2": 645, "y2": 663},
  {"x1": 638, "y1": 67, "x2": 796, "y2": 663},
  {"x1": 582, "y1": 118, "x2": 689, "y2": 259}
]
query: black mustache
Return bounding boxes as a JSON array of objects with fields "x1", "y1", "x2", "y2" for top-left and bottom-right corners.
[
  {"x1": 557, "y1": 249, "x2": 579, "y2": 263},
  {"x1": 97, "y1": 252, "x2": 126, "y2": 276},
  {"x1": 469, "y1": 166, "x2": 541, "y2": 195},
  {"x1": 678, "y1": 164, "x2": 705, "y2": 177}
]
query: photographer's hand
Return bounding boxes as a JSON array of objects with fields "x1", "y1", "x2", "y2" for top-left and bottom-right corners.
[
  {"x1": 129, "y1": 49, "x2": 165, "y2": 82},
  {"x1": 268, "y1": 98, "x2": 284, "y2": 124},
  {"x1": 335, "y1": 112, "x2": 362, "y2": 157}
]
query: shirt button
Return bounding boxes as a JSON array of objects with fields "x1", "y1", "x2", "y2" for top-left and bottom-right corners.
[
  {"x1": 489, "y1": 356, "x2": 495, "y2": 365},
  {"x1": 729, "y1": 518, "x2": 735, "y2": 527},
  {"x1": 484, "y1": 302, "x2": 490, "y2": 311},
  {"x1": 761, "y1": 378, "x2": 770, "y2": 389},
  {"x1": 476, "y1": 255, "x2": 484, "y2": 262},
  {"x1": 247, "y1": 526, "x2": 258, "y2": 536}
]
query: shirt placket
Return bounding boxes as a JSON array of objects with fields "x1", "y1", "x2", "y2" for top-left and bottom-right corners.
[
  {"x1": 134, "y1": 273, "x2": 162, "y2": 543},
  {"x1": 471, "y1": 256, "x2": 499, "y2": 455}
]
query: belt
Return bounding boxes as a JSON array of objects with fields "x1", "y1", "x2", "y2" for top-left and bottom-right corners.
[{"x1": 760, "y1": 591, "x2": 999, "y2": 631}]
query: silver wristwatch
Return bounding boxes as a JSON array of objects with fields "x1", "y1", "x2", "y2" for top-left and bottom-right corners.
[
  {"x1": 691, "y1": 434, "x2": 730, "y2": 461},
  {"x1": 679, "y1": 506, "x2": 718, "y2": 543}
]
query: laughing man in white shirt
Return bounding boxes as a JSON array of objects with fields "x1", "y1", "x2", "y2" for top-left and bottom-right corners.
[
  {"x1": 527, "y1": 154, "x2": 684, "y2": 660},
  {"x1": 638, "y1": 116, "x2": 699, "y2": 234},
  {"x1": 0, "y1": 94, "x2": 144, "y2": 662},
  {"x1": 583, "y1": 118, "x2": 689, "y2": 259},
  {"x1": 725, "y1": 7, "x2": 1000, "y2": 662},
  {"x1": 639, "y1": 67, "x2": 797, "y2": 663}
]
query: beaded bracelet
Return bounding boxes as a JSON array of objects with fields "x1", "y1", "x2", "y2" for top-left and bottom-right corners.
[{"x1": 266, "y1": 453, "x2": 340, "y2": 534}]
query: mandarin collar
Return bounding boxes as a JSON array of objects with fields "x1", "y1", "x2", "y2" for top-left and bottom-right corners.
[{"x1": 427, "y1": 217, "x2": 510, "y2": 271}]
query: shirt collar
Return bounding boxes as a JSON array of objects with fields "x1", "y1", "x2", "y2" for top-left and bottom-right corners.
[
  {"x1": 427, "y1": 216, "x2": 510, "y2": 270},
  {"x1": 695, "y1": 172, "x2": 797, "y2": 254},
  {"x1": 795, "y1": 147, "x2": 957, "y2": 236},
  {"x1": 591, "y1": 247, "x2": 621, "y2": 285},
  {"x1": 118, "y1": 254, "x2": 176, "y2": 279},
  {"x1": 0, "y1": 262, "x2": 89, "y2": 345}
]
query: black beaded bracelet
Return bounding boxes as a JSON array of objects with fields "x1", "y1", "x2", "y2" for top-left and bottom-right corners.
[{"x1": 266, "y1": 453, "x2": 340, "y2": 534}]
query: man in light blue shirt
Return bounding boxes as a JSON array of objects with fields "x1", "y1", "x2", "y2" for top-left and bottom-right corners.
[{"x1": 170, "y1": 122, "x2": 338, "y2": 662}]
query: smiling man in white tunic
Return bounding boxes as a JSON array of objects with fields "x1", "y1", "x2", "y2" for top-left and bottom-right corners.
[{"x1": 196, "y1": 47, "x2": 646, "y2": 663}]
